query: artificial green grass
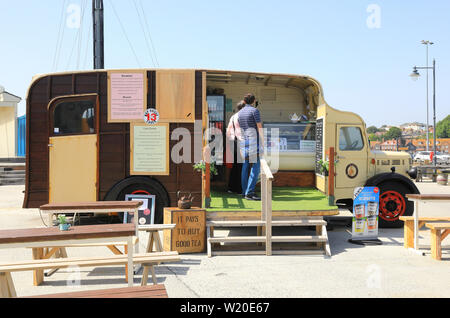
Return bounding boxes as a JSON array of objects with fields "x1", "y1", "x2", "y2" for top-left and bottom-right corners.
[{"x1": 207, "y1": 187, "x2": 338, "y2": 212}]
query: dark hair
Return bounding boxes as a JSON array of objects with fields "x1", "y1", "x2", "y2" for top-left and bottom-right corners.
[
  {"x1": 236, "y1": 100, "x2": 245, "y2": 111},
  {"x1": 244, "y1": 93, "x2": 256, "y2": 105}
]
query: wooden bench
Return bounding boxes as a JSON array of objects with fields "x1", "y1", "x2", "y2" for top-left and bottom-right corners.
[
  {"x1": 0, "y1": 252, "x2": 180, "y2": 298},
  {"x1": 405, "y1": 194, "x2": 450, "y2": 250},
  {"x1": 26, "y1": 284, "x2": 168, "y2": 298},
  {"x1": 425, "y1": 223, "x2": 450, "y2": 261},
  {"x1": 399, "y1": 216, "x2": 450, "y2": 249},
  {"x1": 28, "y1": 237, "x2": 139, "y2": 282}
]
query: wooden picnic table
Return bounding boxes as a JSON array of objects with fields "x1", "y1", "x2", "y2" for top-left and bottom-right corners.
[
  {"x1": 405, "y1": 194, "x2": 450, "y2": 251},
  {"x1": 39, "y1": 201, "x2": 143, "y2": 237},
  {"x1": 0, "y1": 224, "x2": 136, "y2": 294},
  {"x1": 38, "y1": 201, "x2": 144, "y2": 279}
]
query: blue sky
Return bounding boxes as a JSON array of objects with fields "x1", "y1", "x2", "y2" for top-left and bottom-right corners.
[{"x1": 1, "y1": 0, "x2": 449, "y2": 127}]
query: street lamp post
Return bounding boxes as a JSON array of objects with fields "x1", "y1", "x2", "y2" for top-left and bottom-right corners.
[
  {"x1": 421, "y1": 40, "x2": 434, "y2": 152},
  {"x1": 410, "y1": 59, "x2": 437, "y2": 168}
]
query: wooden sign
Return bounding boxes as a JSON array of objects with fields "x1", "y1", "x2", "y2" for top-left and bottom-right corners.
[
  {"x1": 130, "y1": 123, "x2": 170, "y2": 176},
  {"x1": 163, "y1": 207, "x2": 206, "y2": 254},
  {"x1": 107, "y1": 70, "x2": 147, "y2": 123}
]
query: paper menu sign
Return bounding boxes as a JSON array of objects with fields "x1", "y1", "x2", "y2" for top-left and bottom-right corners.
[
  {"x1": 351, "y1": 187, "x2": 380, "y2": 240},
  {"x1": 131, "y1": 124, "x2": 169, "y2": 176},
  {"x1": 108, "y1": 71, "x2": 146, "y2": 122}
]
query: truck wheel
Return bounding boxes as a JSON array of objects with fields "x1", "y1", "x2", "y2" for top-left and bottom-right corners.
[
  {"x1": 114, "y1": 179, "x2": 170, "y2": 224},
  {"x1": 378, "y1": 181, "x2": 413, "y2": 228}
]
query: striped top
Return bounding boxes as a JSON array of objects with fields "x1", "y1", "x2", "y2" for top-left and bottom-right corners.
[{"x1": 237, "y1": 105, "x2": 262, "y2": 157}]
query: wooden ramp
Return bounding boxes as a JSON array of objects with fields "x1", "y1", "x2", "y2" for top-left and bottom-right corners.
[{"x1": 206, "y1": 160, "x2": 333, "y2": 258}]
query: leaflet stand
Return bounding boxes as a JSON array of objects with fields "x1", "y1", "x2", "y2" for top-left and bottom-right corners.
[{"x1": 349, "y1": 187, "x2": 382, "y2": 246}]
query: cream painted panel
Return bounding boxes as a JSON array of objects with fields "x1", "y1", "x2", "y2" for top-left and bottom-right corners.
[
  {"x1": 49, "y1": 135, "x2": 97, "y2": 203},
  {"x1": 0, "y1": 107, "x2": 16, "y2": 158}
]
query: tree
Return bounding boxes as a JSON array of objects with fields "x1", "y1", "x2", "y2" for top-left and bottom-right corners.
[
  {"x1": 385, "y1": 127, "x2": 402, "y2": 140},
  {"x1": 436, "y1": 115, "x2": 450, "y2": 138},
  {"x1": 367, "y1": 126, "x2": 379, "y2": 134}
]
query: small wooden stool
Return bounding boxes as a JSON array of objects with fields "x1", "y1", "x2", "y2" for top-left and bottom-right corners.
[{"x1": 138, "y1": 224, "x2": 176, "y2": 285}]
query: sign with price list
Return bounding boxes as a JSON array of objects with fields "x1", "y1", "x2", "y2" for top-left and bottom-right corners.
[
  {"x1": 107, "y1": 70, "x2": 147, "y2": 123},
  {"x1": 130, "y1": 123, "x2": 170, "y2": 176}
]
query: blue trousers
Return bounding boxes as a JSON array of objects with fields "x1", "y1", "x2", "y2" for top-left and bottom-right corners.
[{"x1": 241, "y1": 158, "x2": 261, "y2": 196}]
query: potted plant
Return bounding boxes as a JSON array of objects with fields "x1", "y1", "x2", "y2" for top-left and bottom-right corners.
[
  {"x1": 193, "y1": 160, "x2": 219, "y2": 176},
  {"x1": 318, "y1": 159, "x2": 330, "y2": 176},
  {"x1": 58, "y1": 215, "x2": 71, "y2": 231}
]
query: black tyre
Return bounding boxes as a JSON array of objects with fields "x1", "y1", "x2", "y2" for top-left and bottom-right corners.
[
  {"x1": 378, "y1": 181, "x2": 414, "y2": 228},
  {"x1": 107, "y1": 177, "x2": 170, "y2": 224}
]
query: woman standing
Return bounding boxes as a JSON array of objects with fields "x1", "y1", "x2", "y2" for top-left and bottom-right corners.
[{"x1": 226, "y1": 101, "x2": 245, "y2": 193}]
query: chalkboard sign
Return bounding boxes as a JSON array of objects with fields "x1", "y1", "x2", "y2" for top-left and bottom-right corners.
[
  {"x1": 124, "y1": 194, "x2": 156, "y2": 226},
  {"x1": 315, "y1": 118, "x2": 324, "y2": 174}
]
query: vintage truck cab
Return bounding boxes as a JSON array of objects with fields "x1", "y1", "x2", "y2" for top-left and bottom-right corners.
[{"x1": 315, "y1": 104, "x2": 419, "y2": 227}]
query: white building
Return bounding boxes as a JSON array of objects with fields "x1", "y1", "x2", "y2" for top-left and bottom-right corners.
[{"x1": 0, "y1": 85, "x2": 22, "y2": 158}]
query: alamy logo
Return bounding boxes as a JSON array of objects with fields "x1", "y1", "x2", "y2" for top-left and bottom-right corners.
[
  {"x1": 366, "y1": 4, "x2": 381, "y2": 29},
  {"x1": 66, "y1": 4, "x2": 81, "y2": 29},
  {"x1": 366, "y1": 264, "x2": 382, "y2": 289},
  {"x1": 66, "y1": 266, "x2": 81, "y2": 288}
]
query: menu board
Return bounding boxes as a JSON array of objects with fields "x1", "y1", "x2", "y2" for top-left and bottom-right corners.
[
  {"x1": 315, "y1": 118, "x2": 324, "y2": 174},
  {"x1": 131, "y1": 123, "x2": 169, "y2": 175},
  {"x1": 108, "y1": 71, "x2": 147, "y2": 123}
]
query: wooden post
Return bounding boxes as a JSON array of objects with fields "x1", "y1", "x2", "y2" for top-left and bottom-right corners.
[
  {"x1": 430, "y1": 229, "x2": 442, "y2": 261},
  {"x1": 265, "y1": 177, "x2": 272, "y2": 256},
  {"x1": 32, "y1": 248, "x2": 44, "y2": 286},
  {"x1": 328, "y1": 147, "x2": 335, "y2": 206},
  {"x1": 203, "y1": 146, "x2": 211, "y2": 208},
  {"x1": 261, "y1": 159, "x2": 273, "y2": 256},
  {"x1": 261, "y1": 174, "x2": 267, "y2": 222}
]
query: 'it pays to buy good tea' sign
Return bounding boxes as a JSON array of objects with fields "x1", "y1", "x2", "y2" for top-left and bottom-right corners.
[{"x1": 352, "y1": 187, "x2": 380, "y2": 240}]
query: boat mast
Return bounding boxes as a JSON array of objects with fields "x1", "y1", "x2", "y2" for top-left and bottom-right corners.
[{"x1": 93, "y1": 0, "x2": 104, "y2": 69}]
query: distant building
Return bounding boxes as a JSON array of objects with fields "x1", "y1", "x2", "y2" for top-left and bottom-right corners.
[
  {"x1": 405, "y1": 138, "x2": 450, "y2": 154},
  {"x1": 379, "y1": 139, "x2": 399, "y2": 151},
  {"x1": 0, "y1": 86, "x2": 22, "y2": 158}
]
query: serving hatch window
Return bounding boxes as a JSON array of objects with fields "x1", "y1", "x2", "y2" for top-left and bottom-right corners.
[
  {"x1": 339, "y1": 126, "x2": 364, "y2": 151},
  {"x1": 52, "y1": 100, "x2": 95, "y2": 135}
]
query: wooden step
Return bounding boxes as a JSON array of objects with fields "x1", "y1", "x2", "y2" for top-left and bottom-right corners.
[
  {"x1": 210, "y1": 249, "x2": 327, "y2": 256},
  {"x1": 207, "y1": 219, "x2": 327, "y2": 227},
  {"x1": 209, "y1": 236, "x2": 266, "y2": 243},
  {"x1": 272, "y1": 236, "x2": 327, "y2": 243},
  {"x1": 208, "y1": 235, "x2": 327, "y2": 244}
]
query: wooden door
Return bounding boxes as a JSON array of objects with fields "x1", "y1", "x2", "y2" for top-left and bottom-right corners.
[{"x1": 48, "y1": 96, "x2": 99, "y2": 203}]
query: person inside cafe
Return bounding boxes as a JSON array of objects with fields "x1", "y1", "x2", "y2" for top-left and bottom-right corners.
[
  {"x1": 238, "y1": 93, "x2": 264, "y2": 201},
  {"x1": 226, "y1": 101, "x2": 245, "y2": 194}
]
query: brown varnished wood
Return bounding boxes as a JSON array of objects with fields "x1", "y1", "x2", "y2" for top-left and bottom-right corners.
[
  {"x1": 26, "y1": 284, "x2": 168, "y2": 298},
  {"x1": 25, "y1": 70, "x2": 203, "y2": 209},
  {"x1": 406, "y1": 194, "x2": 450, "y2": 200},
  {"x1": 0, "y1": 224, "x2": 135, "y2": 245},
  {"x1": 39, "y1": 200, "x2": 143, "y2": 211}
]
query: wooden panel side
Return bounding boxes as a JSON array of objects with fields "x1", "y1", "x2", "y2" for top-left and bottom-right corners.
[{"x1": 156, "y1": 70, "x2": 196, "y2": 123}]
